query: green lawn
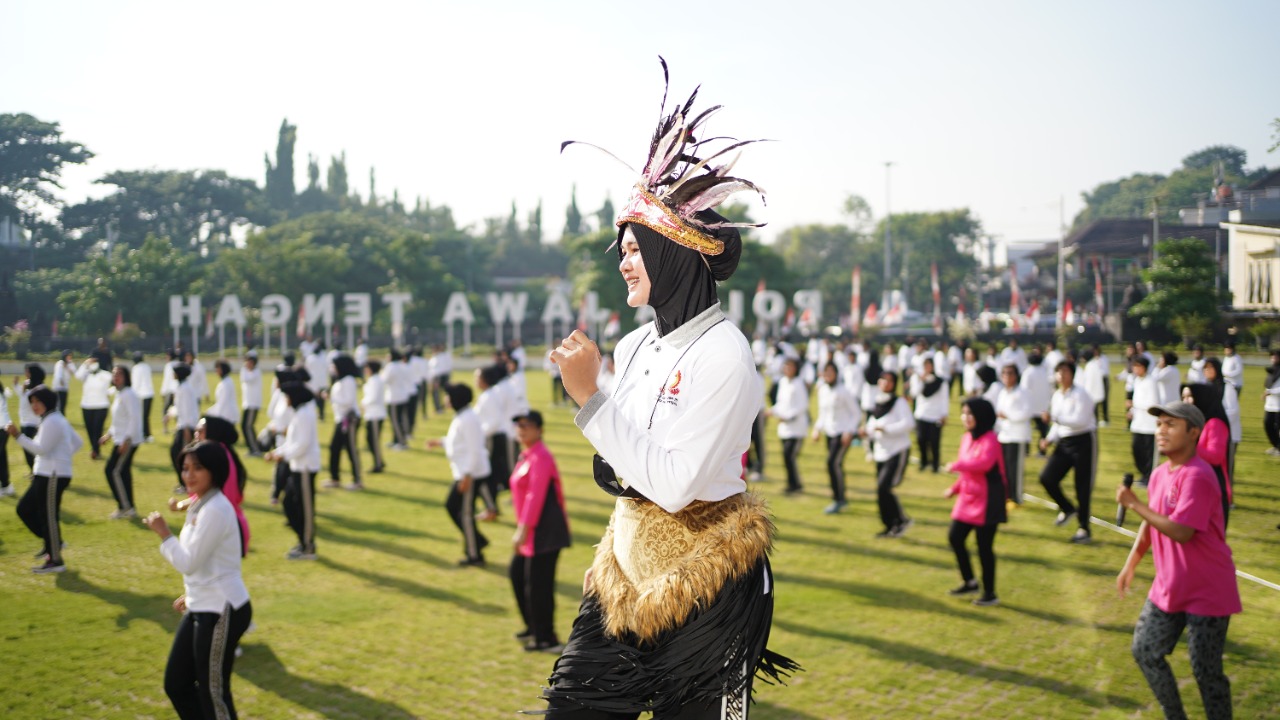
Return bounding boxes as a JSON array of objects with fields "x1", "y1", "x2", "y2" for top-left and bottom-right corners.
[{"x1": 2, "y1": 363, "x2": 1278, "y2": 719}]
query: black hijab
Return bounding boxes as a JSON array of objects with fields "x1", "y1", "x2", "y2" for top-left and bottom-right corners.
[
  {"x1": 862, "y1": 348, "x2": 882, "y2": 386},
  {"x1": 963, "y1": 397, "x2": 997, "y2": 439},
  {"x1": 872, "y1": 372, "x2": 898, "y2": 419},
  {"x1": 623, "y1": 210, "x2": 741, "y2": 337},
  {"x1": 1267, "y1": 351, "x2": 1280, "y2": 388},
  {"x1": 1183, "y1": 383, "x2": 1228, "y2": 426}
]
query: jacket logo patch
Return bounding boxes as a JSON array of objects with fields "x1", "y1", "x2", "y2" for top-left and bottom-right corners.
[{"x1": 668, "y1": 371, "x2": 682, "y2": 395}]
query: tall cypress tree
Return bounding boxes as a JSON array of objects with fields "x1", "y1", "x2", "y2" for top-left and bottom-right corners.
[{"x1": 263, "y1": 118, "x2": 297, "y2": 214}]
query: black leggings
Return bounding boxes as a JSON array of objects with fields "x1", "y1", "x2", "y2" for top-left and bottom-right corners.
[
  {"x1": 1266, "y1": 410, "x2": 1280, "y2": 451},
  {"x1": 824, "y1": 435, "x2": 850, "y2": 502},
  {"x1": 1039, "y1": 432, "x2": 1095, "y2": 532},
  {"x1": 283, "y1": 470, "x2": 316, "y2": 553},
  {"x1": 241, "y1": 408, "x2": 261, "y2": 454},
  {"x1": 916, "y1": 419, "x2": 942, "y2": 472},
  {"x1": 1001, "y1": 442, "x2": 1026, "y2": 504},
  {"x1": 82, "y1": 407, "x2": 108, "y2": 455},
  {"x1": 365, "y1": 418, "x2": 386, "y2": 470},
  {"x1": 105, "y1": 444, "x2": 137, "y2": 510},
  {"x1": 948, "y1": 520, "x2": 998, "y2": 599},
  {"x1": 165, "y1": 601, "x2": 253, "y2": 720},
  {"x1": 875, "y1": 450, "x2": 909, "y2": 530},
  {"x1": 510, "y1": 550, "x2": 561, "y2": 645},
  {"x1": 781, "y1": 437, "x2": 803, "y2": 491},
  {"x1": 328, "y1": 417, "x2": 362, "y2": 484}
]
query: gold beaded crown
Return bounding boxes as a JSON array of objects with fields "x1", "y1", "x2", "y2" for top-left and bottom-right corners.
[{"x1": 561, "y1": 57, "x2": 767, "y2": 256}]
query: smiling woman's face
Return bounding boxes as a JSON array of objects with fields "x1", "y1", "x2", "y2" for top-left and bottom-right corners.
[{"x1": 618, "y1": 228, "x2": 652, "y2": 308}]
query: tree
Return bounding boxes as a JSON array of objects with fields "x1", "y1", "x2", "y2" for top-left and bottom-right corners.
[
  {"x1": 54, "y1": 235, "x2": 200, "y2": 335},
  {"x1": 563, "y1": 184, "x2": 584, "y2": 238},
  {"x1": 0, "y1": 113, "x2": 93, "y2": 225},
  {"x1": 264, "y1": 118, "x2": 297, "y2": 214},
  {"x1": 874, "y1": 209, "x2": 981, "y2": 312},
  {"x1": 1128, "y1": 236, "x2": 1222, "y2": 342},
  {"x1": 1181, "y1": 145, "x2": 1247, "y2": 176},
  {"x1": 61, "y1": 169, "x2": 268, "y2": 255},
  {"x1": 595, "y1": 195, "x2": 615, "y2": 233}
]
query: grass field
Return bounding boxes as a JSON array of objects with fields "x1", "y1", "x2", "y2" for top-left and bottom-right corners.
[{"x1": 2, "y1": 362, "x2": 1278, "y2": 719}]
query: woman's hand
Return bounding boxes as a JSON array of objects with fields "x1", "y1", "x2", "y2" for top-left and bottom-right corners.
[
  {"x1": 143, "y1": 511, "x2": 172, "y2": 540},
  {"x1": 512, "y1": 524, "x2": 528, "y2": 549},
  {"x1": 550, "y1": 330, "x2": 601, "y2": 406},
  {"x1": 173, "y1": 595, "x2": 188, "y2": 613}
]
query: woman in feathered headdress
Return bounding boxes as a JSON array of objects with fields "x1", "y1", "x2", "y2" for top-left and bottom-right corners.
[{"x1": 544, "y1": 57, "x2": 796, "y2": 719}]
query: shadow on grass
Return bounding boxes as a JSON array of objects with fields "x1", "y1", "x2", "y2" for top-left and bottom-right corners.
[
  {"x1": 772, "y1": 571, "x2": 999, "y2": 624},
  {"x1": 236, "y1": 642, "x2": 419, "y2": 720},
  {"x1": 996, "y1": 602, "x2": 1135, "y2": 636},
  {"x1": 774, "y1": 531, "x2": 954, "y2": 572},
  {"x1": 773, "y1": 617, "x2": 1143, "y2": 711},
  {"x1": 321, "y1": 526, "x2": 459, "y2": 570},
  {"x1": 316, "y1": 556, "x2": 507, "y2": 615},
  {"x1": 56, "y1": 570, "x2": 180, "y2": 631},
  {"x1": 317, "y1": 512, "x2": 452, "y2": 542}
]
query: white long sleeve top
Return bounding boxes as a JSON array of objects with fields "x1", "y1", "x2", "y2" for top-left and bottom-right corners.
[
  {"x1": 361, "y1": 374, "x2": 387, "y2": 420},
  {"x1": 18, "y1": 410, "x2": 83, "y2": 477},
  {"x1": 329, "y1": 376, "x2": 360, "y2": 420},
  {"x1": 1153, "y1": 365, "x2": 1182, "y2": 406},
  {"x1": 1185, "y1": 357, "x2": 1206, "y2": 385},
  {"x1": 304, "y1": 354, "x2": 329, "y2": 394},
  {"x1": 994, "y1": 385, "x2": 1033, "y2": 443},
  {"x1": 574, "y1": 304, "x2": 760, "y2": 514},
  {"x1": 815, "y1": 381, "x2": 861, "y2": 436},
  {"x1": 444, "y1": 407, "x2": 490, "y2": 481},
  {"x1": 277, "y1": 402, "x2": 321, "y2": 472},
  {"x1": 52, "y1": 360, "x2": 72, "y2": 391},
  {"x1": 382, "y1": 361, "x2": 413, "y2": 404},
  {"x1": 1082, "y1": 359, "x2": 1106, "y2": 403},
  {"x1": 188, "y1": 361, "x2": 208, "y2": 400},
  {"x1": 475, "y1": 386, "x2": 509, "y2": 438},
  {"x1": 1020, "y1": 364, "x2": 1053, "y2": 414},
  {"x1": 159, "y1": 490, "x2": 250, "y2": 613},
  {"x1": 1221, "y1": 355, "x2": 1244, "y2": 389},
  {"x1": 106, "y1": 386, "x2": 144, "y2": 445},
  {"x1": 865, "y1": 396, "x2": 914, "y2": 461},
  {"x1": 1129, "y1": 374, "x2": 1159, "y2": 435},
  {"x1": 160, "y1": 360, "x2": 179, "y2": 397},
  {"x1": 1221, "y1": 383, "x2": 1242, "y2": 442},
  {"x1": 16, "y1": 385, "x2": 40, "y2": 427},
  {"x1": 408, "y1": 355, "x2": 430, "y2": 386},
  {"x1": 240, "y1": 366, "x2": 262, "y2": 410},
  {"x1": 75, "y1": 363, "x2": 112, "y2": 410},
  {"x1": 173, "y1": 382, "x2": 200, "y2": 431},
  {"x1": 910, "y1": 373, "x2": 949, "y2": 422},
  {"x1": 206, "y1": 376, "x2": 238, "y2": 422},
  {"x1": 771, "y1": 375, "x2": 810, "y2": 440},
  {"x1": 1266, "y1": 371, "x2": 1280, "y2": 413},
  {"x1": 1046, "y1": 384, "x2": 1096, "y2": 443},
  {"x1": 131, "y1": 362, "x2": 155, "y2": 400}
]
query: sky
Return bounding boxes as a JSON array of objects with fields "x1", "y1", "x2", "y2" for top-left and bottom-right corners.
[{"x1": 4, "y1": 0, "x2": 1278, "y2": 259}]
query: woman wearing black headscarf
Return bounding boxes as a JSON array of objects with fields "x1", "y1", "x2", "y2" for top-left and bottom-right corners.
[
  {"x1": 265, "y1": 383, "x2": 321, "y2": 560},
  {"x1": 1181, "y1": 383, "x2": 1233, "y2": 530},
  {"x1": 543, "y1": 59, "x2": 796, "y2": 718},
  {"x1": 943, "y1": 397, "x2": 1007, "y2": 606},
  {"x1": 1262, "y1": 350, "x2": 1280, "y2": 456},
  {"x1": 13, "y1": 364, "x2": 46, "y2": 470},
  {"x1": 323, "y1": 354, "x2": 363, "y2": 490}
]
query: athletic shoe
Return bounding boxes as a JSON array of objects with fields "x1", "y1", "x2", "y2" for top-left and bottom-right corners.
[
  {"x1": 746, "y1": 471, "x2": 762, "y2": 482},
  {"x1": 33, "y1": 560, "x2": 67, "y2": 574},
  {"x1": 948, "y1": 581, "x2": 980, "y2": 596},
  {"x1": 783, "y1": 486, "x2": 803, "y2": 496},
  {"x1": 0, "y1": 485, "x2": 15, "y2": 497},
  {"x1": 234, "y1": 646, "x2": 243, "y2": 658},
  {"x1": 1266, "y1": 447, "x2": 1280, "y2": 456},
  {"x1": 285, "y1": 547, "x2": 317, "y2": 560},
  {"x1": 823, "y1": 501, "x2": 847, "y2": 515},
  {"x1": 1054, "y1": 510, "x2": 1077, "y2": 527},
  {"x1": 514, "y1": 629, "x2": 534, "y2": 641},
  {"x1": 108, "y1": 508, "x2": 137, "y2": 520},
  {"x1": 34, "y1": 542, "x2": 66, "y2": 558},
  {"x1": 890, "y1": 518, "x2": 914, "y2": 537},
  {"x1": 322, "y1": 479, "x2": 341, "y2": 489},
  {"x1": 1069, "y1": 529, "x2": 1092, "y2": 544},
  {"x1": 457, "y1": 556, "x2": 486, "y2": 568},
  {"x1": 524, "y1": 640, "x2": 564, "y2": 654},
  {"x1": 370, "y1": 466, "x2": 385, "y2": 474},
  {"x1": 972, "y1": 596, "x2": 1000, "y2": 607},
  {"x1": 345, "y1": 483, "x2": 364, "y2": 491},
  {"x1": 145, "y1": 435, "x2": 155, "y2": 443},
  {"x1": 1099, "y1": 420, "x2": 1109, "y2": 428},
  {"x1": 476, "y1": 509, "x2": 498, "y2": 522},
  {"x1": 874, "y1": 529, "x2": 894, "y2": 539}
]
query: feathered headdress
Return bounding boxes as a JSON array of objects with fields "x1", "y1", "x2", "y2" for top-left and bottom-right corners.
[{"x1": 561, "y1": 57, "x2": 768, "y2": 257}]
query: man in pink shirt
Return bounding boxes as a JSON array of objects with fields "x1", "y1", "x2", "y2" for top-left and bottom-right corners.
[{"x1": 1117, "y1": 401, "x2": 1240, "y2": 720}]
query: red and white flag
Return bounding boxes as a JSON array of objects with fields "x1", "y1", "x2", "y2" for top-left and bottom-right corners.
[
  {"x1": 955, "y1": 300, "x2": 966, "y2": 325},
  {"x1": 930, "y1": 262, "x2": 942, "y2": 332},
  {"x1": 1028, "y1": 300, "x2": 1041, "y2": 327},
  {"x1": 1093, "y1": 257, "x2": 1105, "y2": 316},
  {"x1": 1063, "y1": 298, "x2": 1076, "y2": 325},
  {"x1": 851, "y1": 267, "x2": 861, "y2": 333},
  {"x1": 204, "y1": 307, "x2": 215, "y2": 339},
  {"x1": 295, "y1": 305, "x2": 307, "y2": 339},
  {"x1": 863, "y1": 302, "x2": 879, "y2": 327},
  {"x1": 782, "y1": 307, "x2": 796, "y2": 335},
  {"x1": 114, "y1": 311, "x2": 124, "y2": 333}
]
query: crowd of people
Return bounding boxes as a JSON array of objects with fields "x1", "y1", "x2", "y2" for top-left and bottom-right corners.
[{"x1": 3, "y1": 329, "x2": 1276, "y2": 717}]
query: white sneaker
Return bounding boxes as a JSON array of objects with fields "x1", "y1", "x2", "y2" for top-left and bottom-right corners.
[
  {"x1": 108, "y1": 508, "x2": 138, "y2": 520},
  {"x1": 1266, "y1": 447, "x2": 1280, "y2": 456},
  {"x1": 0, "y1": 485, "x2": 16, "y2": 497}
]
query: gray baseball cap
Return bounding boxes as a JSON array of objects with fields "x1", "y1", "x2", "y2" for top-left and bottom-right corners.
[{"x1": 1148, "y1": 401, "x2": 1205, "y2": 429}]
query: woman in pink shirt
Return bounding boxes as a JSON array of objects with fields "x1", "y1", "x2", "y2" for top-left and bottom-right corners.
[
  {"x1": 943, "y1": 397, "x2": 1007, "y2": 606},
  {"x1": 508, "y1": 409, "x2": 570, "y2": 653},
  {"x1": 1181, "y1": 384, "x2": 1232, "y2": 530}
]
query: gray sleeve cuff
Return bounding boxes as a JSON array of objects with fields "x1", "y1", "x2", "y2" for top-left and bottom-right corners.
[{"x1": 574, "y1": 391, "x2": 608, "y2": 430}]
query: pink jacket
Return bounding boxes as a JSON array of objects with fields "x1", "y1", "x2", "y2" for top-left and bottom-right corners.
[
  {"x1": 947, "y1": 432, "x2": 1007, "y2": 526},
  {"x1": 1197, "y1": 418, "x2": 1232, "y2": 504},
  {"x1": 509, "y1": 441, "x2": 569, "y2": 557}
]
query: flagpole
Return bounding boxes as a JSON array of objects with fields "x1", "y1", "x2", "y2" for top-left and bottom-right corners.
[
  {"x1": 1057, "y1": 196, "x2": 1065, "y2": 330},
  {"x1": 883, "y1": 162, "x2": 893, "y2": 313}
]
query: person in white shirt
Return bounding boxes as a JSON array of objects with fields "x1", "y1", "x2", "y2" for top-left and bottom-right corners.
[
  {"x1": 1043, "y1": 342, "x2": 1065, "y2": 383},
  {"x1": 768, "y1": 357, "x2": 809, "y2": 495},
  {"x1": 361, "y1": 360, "x2": 388, "y2": 474},
  {"x1": 1126, "y1": 357, "x2": 1158, "y2": 486},
  {"x1": 9, "y1": 385, "x2": 83, "y2": 573},
  {"x1": 944, "y1": 341, "x2": 964, "y2": 397},
  {"x1": 429, "y1": 344, "x2": 454, "y2": 413},
  {"x1": 102, "y1": 365, "x2": 143, "y2": 518},
  {"x1": 239, "y1": 353, "x2": 263, "y2": 456},
  {"x1": 812, "y1": 362, "x2": 861, "y2": 514},
  {"x1": 205, "y1": 360, "x2": 239, "y2": 424},
  {"x1": 1185, "y1": 344, "x2": 1207, "y2": 385},
  {"x1": 354, "y1": 337, "x2": 369, "y2": 369},
  {"x1": 184, "y1": 350, "x2": 208, "y2": 403},
  {"x1": 323, "y1": 355, "x2": 363, "y2": 490},
  {"x1": 143, "y1": 440, "x2": 253, "y2": 718},
  {"x1": 860, "y1": 372, "x2": 915, "y2": 537},
  {"x1": 168, "y1": 364, "x2": 200, "y2": 491},
  {"x1": 474, "y1": 364, "x2": 511, "y2": 518},
  {"x1": 1081, "y1": 349, "x2": 1108, "y2": 427},
  {"x1": 382, "y1": 349, "x2": 412, "y2": 449},
  {"x1": 1021, "y1": 352, "x2": 1053, "y2": 452},
  {"x1": 993, "y1": 364, "x2": 1033, "y2": 504},
  {"x1": 1264, "y1": 350, "x2": 1280, "y2": 456},
  {"x1": 1153, "y1": 352, "x2": 1182, "y2": 407},
  {"x1": 265, "y1": 382, "x2": 322, "y2": 560},
  {"x1": 1221, "y1": 341, "x2": 1244, "y2": 392},
  {"x1": 160, "y1": 349, "x2": 180, "y2": 434},
  {"x1": 0, "y1": 383, "x2": 13, "y2": 496},
  {"x1": 961, "y1": 347, "x2": 983, "y2": 397},
  {"x1": 131, "y1": 352, "x2": 156, "y2": 441},
  {"x1": 263, "y1": 365, "x2": 300, "y2": 504},
  {"x1": 595, "y1": 353, "x2": 617, "y2": 397},
  {"x1": 1037, "y1": 361, "x2": 1098, "y2": 544},
  {"x1": 427, "y1": 383, "x2": 491, "y2": 566},
  {"x1": 75, "y1": 357, "x2": 113, "y2": 460},
  {"x1": 880, "y1": 341, "x2": 900, "y2": 383},
  {"x1": 999, "y1": 338, "x2": 1028, "y2": 374},
  {"x1": 52, "y1": 350, "x2": 73, "y2": 415},
  {"x1": 298, "y1": 334, "x2": 318, "y2": 359},
  {"x1": 1090, "y1": 343, "x2": 1112, "y2": 424},
  {"x1": 910, "y1": 357, "x2": 949, "y2": 473},
  {"x1": 304, "y1": 345, "x2": 329, "y2": 421},
  {"x1": 13, "y1": 364, "x2": 46, "y2": 471},
  {"x1": 407, "y1": 346, "x2": 429, "y2": 430}
]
